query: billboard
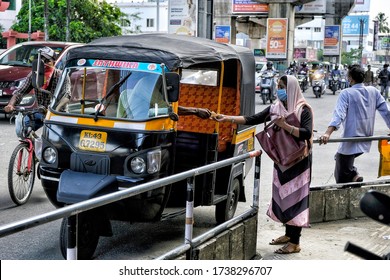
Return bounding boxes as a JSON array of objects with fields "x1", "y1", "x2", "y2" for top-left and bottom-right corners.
[
  {"x1": 352, "y1": 0, "x2": 370, "y2": 12},
  {"x1": 295, "y1": 0, "x2": 326, "y2": 14},
  {"x1": 294, "y1": 48, "x2": 306, "y2": 59},
  {"x1": 232, "y1": 0, "x2": 268, "y2": 14},
  {"x1": 266, "y1": 18, "x2": 288, "y2": 59},
  {"x1": 324, "y1": 25, "x2": 341, "y2": 56},
  {"x1": 342, "y1": 15, "x2": 369, "y2": 36},
  {"x1": 215, "y1": 25, "x2": 230, "y2": 43},
  {"x1": 168, "y1": 0, "x2": 198, "y2": 36}
]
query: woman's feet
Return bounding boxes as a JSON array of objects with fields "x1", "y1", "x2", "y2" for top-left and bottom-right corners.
[
  {"x1": 269, "y1": 235, "x2": 290, "y2": 245},
  {"x1": 274, "y1": 242, "x2": 301, "y2": 254}
]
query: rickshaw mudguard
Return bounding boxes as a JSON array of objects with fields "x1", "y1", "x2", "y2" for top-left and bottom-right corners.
[{"x1": 57, "y1": 170, "x2": 117, "y2": 204}]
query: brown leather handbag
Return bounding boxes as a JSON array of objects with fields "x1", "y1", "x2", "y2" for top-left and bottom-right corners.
[{"x1": 256, "y1": 112, "x2": 309, "y2": 168}]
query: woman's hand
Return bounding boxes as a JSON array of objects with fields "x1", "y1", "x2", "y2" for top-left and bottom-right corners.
[
  {"x1": 273, "y1": 116, "x2": 286, "y2": 129},
  {"x1": 213, "y1": 114, "x2": 229, "y2": 122}
]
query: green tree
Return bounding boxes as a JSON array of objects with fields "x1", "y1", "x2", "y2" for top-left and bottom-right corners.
[
  {"x1": 341, "y1": 48, "x2": 361, "y2": 65},
  {"x1": 375, "y1": 12, "x2": 390, "y2": 33},
  {"x1": 11, "y1": 0, "x2": 133, "y2": 43}
]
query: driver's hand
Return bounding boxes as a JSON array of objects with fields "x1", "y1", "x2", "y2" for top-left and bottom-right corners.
[
  {"x1": 196, "y1": 108, "x2": 212, "y2": 119},
  {"x1": 4, "y1": 104, "x2": 15, "y2": 113}
]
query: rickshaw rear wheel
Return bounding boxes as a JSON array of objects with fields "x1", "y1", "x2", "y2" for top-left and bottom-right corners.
[
  {"x1": 60, "y1": 215, "x2": 100, "y2": 260},
  {"x1": 215, "y1": 178, "x2": 240, "y2": 224}
]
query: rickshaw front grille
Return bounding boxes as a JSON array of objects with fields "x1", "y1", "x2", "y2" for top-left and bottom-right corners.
[{"x1": 70, "y1": 152, "x2": 110, "y2": 175}]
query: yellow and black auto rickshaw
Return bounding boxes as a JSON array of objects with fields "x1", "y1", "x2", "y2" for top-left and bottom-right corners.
[{"x1": 37, "y1": 34, "x2": 256, "y2": 259}]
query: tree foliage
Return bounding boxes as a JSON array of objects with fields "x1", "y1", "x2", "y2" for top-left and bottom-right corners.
[
  {"x1": 375, "y1": 12, "x2": 390, "y2": 34},
  {"x1": 341, "y1": 48, "x2": 361, "y2": 65},
  {"x1": 11, "y1": 0, "x2": 130, "y2": 43}
]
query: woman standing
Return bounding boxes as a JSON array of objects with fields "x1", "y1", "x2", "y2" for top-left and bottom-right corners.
[{"x1": 214, "y1": 75, "x2": 313, "y2": 254}]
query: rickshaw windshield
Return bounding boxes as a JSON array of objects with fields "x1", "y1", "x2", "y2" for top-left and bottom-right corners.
[{"x1": 51, "y1": 62, "x2": 169, "y2": 121}]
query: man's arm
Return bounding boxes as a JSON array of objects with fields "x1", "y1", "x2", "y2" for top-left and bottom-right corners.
[
  {"x1": 178, "y1": 106, "x2": 212, "y2": 119},
  {"x1": 4, "y1": 72, "x2": 34, "y2": 112}
]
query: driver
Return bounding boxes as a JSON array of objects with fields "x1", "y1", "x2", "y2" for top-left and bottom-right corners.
[
  {"x1": 4, "y1": 47, "x2": 68, "y2": 134},
  {"x1": 298, "y1": 62, "x2": 309, "y2": 75}
]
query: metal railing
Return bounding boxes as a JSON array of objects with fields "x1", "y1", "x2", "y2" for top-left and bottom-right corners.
[{"x1": 0, "y1": 150, "x2": 261, "y2": 260}]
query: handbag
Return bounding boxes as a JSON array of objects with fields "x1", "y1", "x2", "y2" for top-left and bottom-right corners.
[{"x1": 256, "y1": 112, "x2": 309, "y2": 168}]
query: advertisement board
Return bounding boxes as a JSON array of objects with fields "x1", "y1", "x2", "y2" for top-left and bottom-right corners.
[
  {"x1": 168, "y1": 0, "x2": 198, "y2": 36},
  {"x1": 231, "y1": 0, "x2": 268, "y2": 14},
  {"x1": 295, "y1": 0, "x2": 326, "y2": 14},
  {"x1": 294, "y1": 48, "x2": 306, "y2": 59},
  {"x1": 324, "y1": 25, "x2": 340, "y2": 56},
  {"x1": 351, "y1": 0, "x2": 370, "y2": 12},
  {"x1": 342, "y1": 15, "x2": 369, "y2": 36},
  {"x1": 215, "y1": 25, "x2": 230, "y2": 43},
  {"x1": 266, "y1": 18, "x2": 288, "y2": 59}
]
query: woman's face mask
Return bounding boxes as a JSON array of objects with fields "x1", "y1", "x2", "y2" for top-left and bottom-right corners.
[{"x1": 276, "y1": 88, "x2": 287, "y2": 101}]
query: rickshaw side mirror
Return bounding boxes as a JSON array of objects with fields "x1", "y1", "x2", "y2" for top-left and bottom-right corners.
[
  {"x1": 32, "y1": 59, "x2": 45, "y2": 88},
  {"x1": 165, "y1": 72, "x2": 180, "y2": 102}
]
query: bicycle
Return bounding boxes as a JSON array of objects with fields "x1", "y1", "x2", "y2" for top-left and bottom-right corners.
[{"x1": 8, "y1": 107, "x2": 42, "y2": 205}]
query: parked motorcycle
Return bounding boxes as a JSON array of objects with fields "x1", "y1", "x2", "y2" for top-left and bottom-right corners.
[
  {"x1": 297, "y1": 71, "x2": 308, "y2": 92},
  {"x1": 329, "y1": 75, "x2": 340, "y2": 95},
  {"x1": 260, "y1": 71, "x2": 277, "y2": 105},
  {"x1": 345, "y1": 190, "x2": 390, "y2": 260},
  {"x1": 311, "y1": 70, "x2": 326, "y2": 98}
]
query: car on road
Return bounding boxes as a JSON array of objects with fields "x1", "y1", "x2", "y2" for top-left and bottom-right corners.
[{"x1": 0, "y1": 41, "x2": 81, "y2": 114}]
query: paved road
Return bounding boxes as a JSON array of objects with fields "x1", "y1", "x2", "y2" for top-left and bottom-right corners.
[{"x1": 0, "y1": 86, "x2": 390, "y2": 259}]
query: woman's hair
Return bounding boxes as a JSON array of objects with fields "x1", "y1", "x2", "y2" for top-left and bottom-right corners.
[
  {"x1": 280, "y1": 75, "x2": 288, "y2": 86},
  {"x1": 348, "y1": 64, "x2": 365, "y2": 83}
]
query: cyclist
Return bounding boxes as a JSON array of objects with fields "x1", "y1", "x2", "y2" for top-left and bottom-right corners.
[{"x1": 4, "y1": 47, "x2": 69, "y2": 134}]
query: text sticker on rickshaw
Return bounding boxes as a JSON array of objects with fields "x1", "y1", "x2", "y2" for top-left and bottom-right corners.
[
  {"x1": 79, "y1": 130, "x2": 107, "y2": 152},
  {"x1": 75, "y1": 59, "x2": 163, "y2": 73}
]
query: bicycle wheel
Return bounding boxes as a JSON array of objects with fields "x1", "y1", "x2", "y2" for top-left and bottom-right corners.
[{"x1": 8, "y1": 143, "x2": 36, "y2": 205}]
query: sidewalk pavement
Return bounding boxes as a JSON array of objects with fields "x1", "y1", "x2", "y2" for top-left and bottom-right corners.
[{"x1": 254, "y1": 177, "x2": 390, "y2": 260}]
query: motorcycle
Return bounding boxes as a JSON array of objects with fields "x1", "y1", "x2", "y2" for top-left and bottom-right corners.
[
  {"x1": 345, "y1": 190, "x2": 390, "y2": 260},
  {"x1": 329, "y1": 75, "x2": 340, "y2": 95},
  {"x1": 340, "y1": 76, "x2": 347, "y2": 90},
  {"x1": 260, "y1": 70, "x2": 277, "y2": 105},
  {"x1": 297, "y1": 71, "x2": 308, "y2": 92},
  {"x1": 311, "y1": 70, "x2": 326, "y2": 98}
]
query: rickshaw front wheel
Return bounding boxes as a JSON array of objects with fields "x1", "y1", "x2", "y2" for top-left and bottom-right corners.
[
  {"x1": 60, "y1": 214, "x2": 100, "y2": 260},
  {"x1": 215, "y1": 178, "x2": 240, "y2": 224}
]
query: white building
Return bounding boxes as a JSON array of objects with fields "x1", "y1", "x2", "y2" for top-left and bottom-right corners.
[
  {"x1": 0, "y1": 0, "x2": 22, "y2": 31},
  {"x1": 107, "y1": 0, "x2": 168, "y2": 33},
  {"x1": 294, "y1": 17, "x2": 325, "y2": 50}
]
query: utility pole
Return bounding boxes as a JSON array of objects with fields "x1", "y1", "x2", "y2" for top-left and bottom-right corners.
[
  {"x1": 358, "y1": 17, "x2": 367, "y2": 65},
  {"x1": 28, "y1": 0, "x2": 31, "y2": 41}
]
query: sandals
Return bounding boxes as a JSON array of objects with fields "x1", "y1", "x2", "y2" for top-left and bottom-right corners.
[
  {"x1": 274, "y1": 242, "x2": 301, "y2": 254},
  {"x1": 269, "y1": 235, "x2": 290, "y2": 245}
]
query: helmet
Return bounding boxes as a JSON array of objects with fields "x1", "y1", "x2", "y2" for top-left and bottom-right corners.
[
  {"x1": 266, "y1": 61, "x2": 273, "y2": 67},
  {"x1": 301, "y1": 62, "x2": 307, "y2": 67},
  {"x1": 38, "y1": 46, "x2": 56, "y2": 62},
  {"x1": 335, "y1": 64, "x2": 339, "y2": 69}
]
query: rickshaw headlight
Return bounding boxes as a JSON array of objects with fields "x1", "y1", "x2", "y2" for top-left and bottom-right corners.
[
  {"x1": 131, "y1": 157, "x2": 146, "y2": 174},
  {"x1": 43, "y1": 147, "x2": 57, "y2": 164},
  {"x1": 147, "y1": 150, "x2": 161, "y2": 174}
]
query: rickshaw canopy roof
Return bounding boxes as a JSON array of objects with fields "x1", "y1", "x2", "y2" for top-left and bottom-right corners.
[
  {"x1": 67, "y1": 33, "x2": 253, "y2": 71},
  {"x1": 65, "y1": 34, "x2": 255, "y2": 120}
]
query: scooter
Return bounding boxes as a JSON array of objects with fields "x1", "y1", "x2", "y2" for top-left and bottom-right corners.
[
  {"x1": 260, "y1": 71, "x2": 277, "y2": 105},
  {"x1": 311, "y1": 70, "x2": 326, "y2": 98},
  {"x1": 297, "y1": 71, "x2": 308, "y2": 92},
  {"x1": 329, "y1": 75, "x2": 339, "y2": 95},
  {"x1": 340, "y1": 76, "x2": 347, "y2": 90},
  {"x1": 344, "y1": 190, "x2": 390, "y2": 260}
]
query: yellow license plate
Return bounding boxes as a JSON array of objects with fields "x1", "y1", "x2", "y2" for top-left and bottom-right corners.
[{"x1": 79, "y1": 130, "x2": 107, "y2": 152}]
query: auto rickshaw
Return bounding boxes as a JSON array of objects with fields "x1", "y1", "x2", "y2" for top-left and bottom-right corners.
[{"x1": 37, "y1": 34, "x2": 256, "y2": 259}]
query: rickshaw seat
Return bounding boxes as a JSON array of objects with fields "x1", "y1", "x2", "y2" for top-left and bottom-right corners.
[{"x1": 177, "y1": 84, "x2": 238, "y2": 151}]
